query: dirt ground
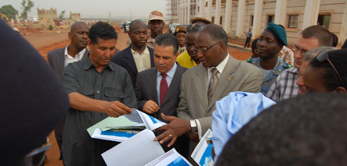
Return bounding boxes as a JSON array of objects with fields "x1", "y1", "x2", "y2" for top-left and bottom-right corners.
[{"x1": 22, "y1": 26, "x2": 252, "y2": 166}]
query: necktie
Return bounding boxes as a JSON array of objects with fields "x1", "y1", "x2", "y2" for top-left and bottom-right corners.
[
  {"x1": 208, "y1": 68, "x2": 219, "y2": 104},
  {"x1": 160, "y1": 73, "x2": 168, "y2": 106}
]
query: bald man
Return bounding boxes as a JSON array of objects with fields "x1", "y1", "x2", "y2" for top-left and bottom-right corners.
[{"x1": 47, "y1": 21, "x2": 90, "y2": 159}]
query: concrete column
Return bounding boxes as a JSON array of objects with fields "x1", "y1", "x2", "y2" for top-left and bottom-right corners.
[
  {"x1": 302, "y1": 0, "x2": 321, "y2": 30},
  {"x1": 207, "y1": 0, "x2": 212, "y2": 21},
  {"x1": 274, "y1": 0, "x2": 287, "y2": 26},
  {"x1": 188, "y1": 3, "x2": 191, "y2": 24},
  {"x1": 252, "y1": 0, "x2": 264, "y2": 39},
  {"x1": 338, "y1": 0, "x2": 347, "y2": 45},
  {"x1": 214, "y1": 0, "x2": 221, "y2": 25},
  {"x1": 236, "y1": 0, "x2": 246, "y2": 38},
  {"x1": 200, "y1": 0, "x2": 205, "y2": 17},
  {"x1": 224, "y1": 0, "x2": 232, "y2": 34}
]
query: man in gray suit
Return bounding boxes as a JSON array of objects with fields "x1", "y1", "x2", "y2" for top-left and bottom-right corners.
[
  {"x1": 135, "y1": 34, "x2": 189, "y2": 157},
  {"x1": 47, "y1": 22, "x2": 89, "y2": 159},
  {"x1": 154, "y1": 24, "x2": 263, "y2": 152}
]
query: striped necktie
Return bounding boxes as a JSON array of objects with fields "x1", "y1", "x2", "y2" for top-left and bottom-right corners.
[{"x1": 208, "y1": 68, "x2": 219, "y2": 104}]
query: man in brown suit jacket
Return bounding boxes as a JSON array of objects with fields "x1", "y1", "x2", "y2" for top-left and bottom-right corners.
[{"x1": 154, "y1": 24, "x2": 263, "y2": 153}]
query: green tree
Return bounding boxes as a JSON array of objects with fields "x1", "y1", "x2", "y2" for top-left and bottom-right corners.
[
  {"x1": 21, "y1": 0, "x2": 34, "y2": 19},
  {"x1": 58, "y1": 10, "x2": 66, "y2": 21},
  {"x1": 0, "y1": 5, "x2": 18, "y2": 20}
]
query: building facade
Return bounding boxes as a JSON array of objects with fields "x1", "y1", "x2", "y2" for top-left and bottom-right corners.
[{"x1": 168, "y1": 0, "x2": 347, "y2": 45}]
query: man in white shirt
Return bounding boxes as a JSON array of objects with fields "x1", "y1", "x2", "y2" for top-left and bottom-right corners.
[
  {"x1": 47, "y1": 21, "x2": 89, "y2": 161},
  {"x1": 111, "y1": 20, "x2": 155, "y2": 88}
]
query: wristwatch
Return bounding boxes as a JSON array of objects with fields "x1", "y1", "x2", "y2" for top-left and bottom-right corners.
[{"x1": 190, "y1": 120, "x2": 197, "y2": 133}]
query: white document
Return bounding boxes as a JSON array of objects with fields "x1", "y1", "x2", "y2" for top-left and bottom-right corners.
[
  {"x1": 124, "y1": 108, "x2": 167, "y2": 130},
  {"x1": 145, "y1": 148, "x2": 192, "y2": 166},
  {"x1": 191, "y1": 129, "x2": 214, "y2": 166},
  {"x1": 102, "y1": 129, "x2": 165, "y2": 166}
]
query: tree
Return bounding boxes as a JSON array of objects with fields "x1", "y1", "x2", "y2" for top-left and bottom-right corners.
[
  {"x1": 0, "y1": 5, "x2": 18, "y2": 20},
  {"x1": 58, "y1": 10, "x2": 66, "y2": 21},
  {"x1": 21, "y1": 0, "x2": 34, "y2": 19}
]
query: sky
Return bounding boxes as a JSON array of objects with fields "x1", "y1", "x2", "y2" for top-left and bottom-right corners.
[{"x1": 0, "y1": 0, "x2": 167, "y2": 20}]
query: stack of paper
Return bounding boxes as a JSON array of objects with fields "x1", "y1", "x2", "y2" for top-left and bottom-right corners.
[{"x1": 87, "y1": 108, "x2": 166, "y2": 142}]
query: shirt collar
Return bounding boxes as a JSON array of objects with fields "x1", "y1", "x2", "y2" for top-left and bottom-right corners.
[
  {"x1": 207, "y1": 53, "x2": 230, "y2": 74},
  {"x1": 157, "y1": 62, "x2": 177, "y2": 78},
  {"x1": 131, "y1": 46, "x2": 149, "y2": 55},
  {"x1": 64, "y1": 45, "x2": 86, "y2": 59},
  {"x1": 83, "y1": 54, "x2": 115, "y2": 71}
]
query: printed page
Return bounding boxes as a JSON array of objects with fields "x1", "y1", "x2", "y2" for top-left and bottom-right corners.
[
  {"x1": 102, "y1": 129, "x2": 165, "y2": 166},
  {"x1": 191, "y1": 129, "x2": 214, "y2": 166},
  {"x1": 145, "y1": 149, "x2": 192, "y2": 166}
]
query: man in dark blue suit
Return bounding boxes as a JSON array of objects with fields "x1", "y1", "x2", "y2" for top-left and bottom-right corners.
[
  {"x1": 111, "y1": 20, "x2": 155, "y2": 88},
  {"x1": 135, "y1": 34, "x2": 189, "y2": 157}
]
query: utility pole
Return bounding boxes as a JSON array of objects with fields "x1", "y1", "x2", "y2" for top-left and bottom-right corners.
[{"x1": 109, "y1": 12, "x2": 111, "y2": 22}]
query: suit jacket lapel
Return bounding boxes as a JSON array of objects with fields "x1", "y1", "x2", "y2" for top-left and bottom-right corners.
[
  {"x1": 124, "y1": 46, "x2": 138, "y2": 75},
  {"x1": 208, "y1": 55, "x2": 236, "y2": 110},
  {"x1": 147, "y1": 68, "x2": 158, "y2": 103},
  {"x1": 193, "y1": 65, "x2": 209, "y2": 111},
  {"x1": 57, "y1": 48, "x2": 65, "y2": 75},
  {"x1": 162, "y1": 65, "x2": 183, "y2": 105}
]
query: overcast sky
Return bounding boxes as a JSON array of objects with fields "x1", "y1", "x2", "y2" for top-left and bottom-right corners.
[{"x1": 1, "y1": 0, "x2": 167, "y2": 20}]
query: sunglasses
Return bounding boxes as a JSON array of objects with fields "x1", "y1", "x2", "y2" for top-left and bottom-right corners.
[
  {"x1": 20, "y1": 139, "x2": 51, "y2": 166},
  {"x1": 316, "y1": 50, "x2": 346, "y2": 88},
  {"x1": 187, "y1": 24, "x2": 204, "y2": 30}
]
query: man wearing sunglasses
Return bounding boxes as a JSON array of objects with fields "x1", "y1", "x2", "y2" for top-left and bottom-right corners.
[
  {"x1": 266, "y1": 25, "x2": 333, "y2": 101},
  {"x1": 154, "y1": 24, "x2": 262, "y2": 154},
  {"x1": 176, "y1": 24, "x2": 204, "y2": 68}
]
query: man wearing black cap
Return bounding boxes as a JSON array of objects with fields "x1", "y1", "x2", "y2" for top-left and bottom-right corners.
[
  {"x1": 174, "y1": 25, "x2": 187, "y2": 54},
  {"x1": 247, "y1": 22, "x2": 292, "y2": 95}
]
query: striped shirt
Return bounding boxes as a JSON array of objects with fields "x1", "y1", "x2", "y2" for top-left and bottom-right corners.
[{"x1": 266, "y1": 67, "x2": 299, "y2": 102}]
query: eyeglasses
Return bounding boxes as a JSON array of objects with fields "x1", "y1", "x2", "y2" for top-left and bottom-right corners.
[
  {"x1": 316, "y1": 50, "x2": 346, "y2": 88},
  {"x1": 293, "y1": 45, "x2": 308, "y2": 55},
  {"x1": 194, "y1": 42, "x2": 221, "y2": 53},
  {"x1": 187, "y1": 24, "x2": 203, "y2": 30}
]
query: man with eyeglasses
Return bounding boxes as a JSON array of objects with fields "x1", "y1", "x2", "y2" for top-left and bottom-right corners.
[
  {"x1": 247, "y1": 23, "x2": 292, "y2": 95},
  {"x1": 266, "y1": 25, "x2": 332, "y2": 102},
  {"x1": 176, "y1": 24, "x2": 204, "y2": 68},
  {"x1": 154, "y1": 24, "x2": 262, "y2": 155}
]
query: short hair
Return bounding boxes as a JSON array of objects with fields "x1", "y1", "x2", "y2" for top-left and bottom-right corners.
[
  {"x1": 154, "y1": 34, "x2": 179, "y2": 55},
  {"x1": 70, "y1": 22, "x2": 88, "y2": 32},
  {"x1": 303, "y1": 46, "x2": 337, "y2": 61},
  {"x1": 300, "y1": 25, "x2": 332, "y2": 47},
  {"x1": 88, "y1": 22, "x2": 117, "y2": 45},
  {"x1": 216, "y1": 93, "x2": 347, "y2": 166},
  {"x1": 308, "y1": 49, "x2": 347, "y2": 91},
  {"x1": 251, "y1": 38, "x2": 259, "y2": 54},
  {"x1": 129, "y1": 19, "x2": 145, "y2": 32},
  {"x1": 198, "y1": 24, "x2": 228, "y2": 45}
]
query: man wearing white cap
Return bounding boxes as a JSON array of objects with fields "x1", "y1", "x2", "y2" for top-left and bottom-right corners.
[{"x1": 147, "y1": 10, "x2": 165, "y2": 48}]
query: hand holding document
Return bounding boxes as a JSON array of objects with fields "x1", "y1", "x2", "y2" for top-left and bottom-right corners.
[
  {"x1": 191, "y1": 129, "x2": 214, "y2": 166},
  {"x1": 102, "y1": 129, "x2": 165, "y2": 166}
]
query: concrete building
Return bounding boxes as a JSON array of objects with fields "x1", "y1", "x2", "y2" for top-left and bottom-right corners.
[
  {"x1": 70, "y1": 12, "x2": 81, "y2": 22},
  {"x1": 37, "y1": 8, "x2": 58, "y2": 28},
  {"x1": 168, "y1": 0, "x2": 347, "y2": 46}
]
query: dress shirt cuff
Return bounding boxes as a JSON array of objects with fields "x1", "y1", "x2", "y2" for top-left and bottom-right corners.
[{"x1": 195, "y1": 119, "x2": 203, "y2": 139}]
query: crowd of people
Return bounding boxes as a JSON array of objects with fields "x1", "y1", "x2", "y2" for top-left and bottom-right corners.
[{"x1": 3, "y1": 8, "x2": 347, "y2": 166}]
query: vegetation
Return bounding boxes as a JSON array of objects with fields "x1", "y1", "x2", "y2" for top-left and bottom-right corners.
[
  {"x1": 0, "y1": 5, "x2": 18, "y2": 20},
  {"x1": 48, "y1": 24, "x2": 54, "y2": 30},
  {"x1": 20, "y1": 0, "x2": 34, "y2": 19},
  {"x1": 58, "y1": 10, "x2": 66, "y2": 21}
]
